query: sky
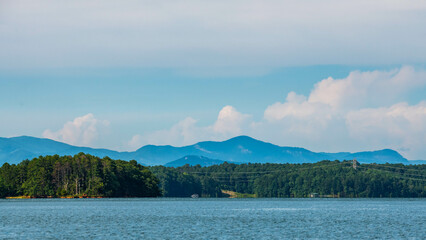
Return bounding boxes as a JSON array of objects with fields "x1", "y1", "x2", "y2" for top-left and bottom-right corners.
[{"x1": 1, "y1": 0, "x2": 426, "y2": 160}]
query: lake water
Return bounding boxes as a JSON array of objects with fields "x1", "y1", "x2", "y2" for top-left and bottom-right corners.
[{"x1": 0, "y1": 198, "x2": 425, "y2": 239}]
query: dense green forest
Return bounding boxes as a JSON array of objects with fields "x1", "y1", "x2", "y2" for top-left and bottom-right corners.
[
  {"x1": 150, "y1": 160, "x2": 426, "y2": 198},
  {"x1": 0, "y1": 153, "x2": 161, "y2": 198},
  {"x1": 150, "y1": 166, "x2": 224, "y2": 197},
  {"x1": 1, "y1": 155, "x2": 425, "y2": 198}
]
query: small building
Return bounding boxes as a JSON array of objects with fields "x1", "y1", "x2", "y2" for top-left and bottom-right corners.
[{"x1": 310, "y1": 193, "x2": 319, "y2": 198}]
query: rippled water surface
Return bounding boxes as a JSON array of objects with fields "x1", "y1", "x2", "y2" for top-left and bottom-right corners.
[{"x1": 0, "y1": 198, "x2": 425, "y2": 239}]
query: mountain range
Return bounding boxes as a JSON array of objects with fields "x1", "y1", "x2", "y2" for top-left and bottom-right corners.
[{"x1": 0, "y1": 135, "x2": 422, "y2": 166}]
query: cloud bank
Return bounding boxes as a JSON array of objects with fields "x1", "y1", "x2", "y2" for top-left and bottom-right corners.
[
  {"x1": 130, "y1": 67, "x2": 426, "y2": 159},
  {"x1": 1, "y1": 0, "x2": 426, "y2": 70}
]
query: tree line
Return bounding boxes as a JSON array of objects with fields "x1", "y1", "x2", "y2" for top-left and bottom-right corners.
[
  {"x1": 0, "y1": 153, "x2": 161, "y2": 198},
  {"x1": 1, "y1": 155, "x2": 425, "y2": 198},
  {"x1": 150, "y1": 160, "x2": 425, "y2": 198}
]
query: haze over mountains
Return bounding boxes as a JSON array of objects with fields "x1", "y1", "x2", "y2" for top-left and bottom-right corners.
[{"x1": 0, "y1": 135, "x2": 421, "y2": 166}]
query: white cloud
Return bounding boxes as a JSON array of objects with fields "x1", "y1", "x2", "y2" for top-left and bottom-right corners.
[
  {"x1": 1, "y1": 1, "x2": 426, "y2": 70},
  {"x1": 265, "y1": 91, "x2": 332, "y2": 121},
  {"x1": 43, "y1": 113, "x2": 109, "y2": 146},
  {"x1": 346, "y1": 102, "x2": 426, "y2": 159},
  {"x1": 264, "y1": 66, "x2": 426, "y2": 126},
  {"x1": 124, "y1": 67, "x2": 426, "y2": 159},
  {"x1": 143, "y1": 117, "x2": 201, "y2": 146},
  {"x1": 127, "y1": 117, "x2": 201, "y2": 148},
  {"x1": 308, "y1": 66, "x2": 426, "y2": 109},
  {"x1": 127, "y1": 134, "x2": 144, "y2": 150},
  {"x1": 213, "y1": 105, "x2": 250, "y2": 135},
  {"x1": 127, "y1": 106, "x2": 251, "y2": 149},
  {"x1": 263, "y1": 92, "x2": 333, "y2": 138},
  {"x1": 261, "y1": 67, "x2": 426, "y2": 157}
]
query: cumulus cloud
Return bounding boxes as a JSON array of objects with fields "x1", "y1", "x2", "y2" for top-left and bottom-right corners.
[
  {"x1": 213, "y1": 106, "x2": 250, "y2": 135},
  {"x1": 264, "y1": 66, "x2": 426, "y2": 131},
  {"x1": 127, "y1": 106, "x2": 251, "y2": 149},
  {"x1": 265, "y1": 91, "x2": 333, "y2": 121},
  {"x1": 131, "y1": 67, "x2": 426, "y2": 159},
  {"x1": 140, "y1": 117, "x2": 201, "y2": 146},
  {"x1": 346, "y1": 102, "x2": 426, "y2": 159},
  {"x1": 43, "y1": 113, "x2": 109, "y2": 146},
  {"x1": 309, "y1": 66, "x2": 426, "y2": 109},
  {"x1": 260, "y1": 67, "x2": 426, "y2": 157},
  {"x1": 127, "y1": 134, "x2": 144, "y2": 150},
  {"x1": 264, "y1": 66, "x2": 426, "y2": 120},
  {"x1": 263, "y1": 92, "x2": 333, "y2": 138}
]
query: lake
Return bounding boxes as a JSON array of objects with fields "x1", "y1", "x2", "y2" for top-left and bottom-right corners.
[{"x1": 0, "y1": 198, "x2": 425, "y2": 239}]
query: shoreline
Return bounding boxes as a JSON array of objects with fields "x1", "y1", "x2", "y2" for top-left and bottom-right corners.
[
  {"x1": 5, "y1": 195, "x2": 105, "y2": 199},
  {"x1": 3, "y1": 196, "x2": 425, "y2": 199}
]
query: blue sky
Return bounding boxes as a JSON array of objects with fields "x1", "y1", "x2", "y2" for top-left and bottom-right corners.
[{"x1": 1, "y1": 0, "x2": 426, "y2": 159}]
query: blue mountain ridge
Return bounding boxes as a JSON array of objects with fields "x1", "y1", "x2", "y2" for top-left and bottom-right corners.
[
  {"x1": 0, "y1": 135, "x2": 421, "y2": 166},
  {"x1": 164, "y1": 155, "x2": 226, "y2": 167}
]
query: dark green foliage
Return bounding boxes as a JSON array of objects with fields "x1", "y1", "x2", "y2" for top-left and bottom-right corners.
[
  {"x1": 152, "y1": 161, "x2": 425, "y2": 198},
  {"x1": 1, "y1": 158, "x2": 424, "y2": 198},
  {"x1": 0, "y1": 153, "x2": 161, "y2": 198},
  {"x1": 0, "y1": 175, "x2": 7, "y2": 198},
  {"x1": 150, "y1": 165, "x2": 223, "y2": 197}
]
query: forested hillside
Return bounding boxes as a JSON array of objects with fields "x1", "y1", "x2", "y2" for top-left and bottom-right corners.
[
  {"x1": 1, "y1": 156, "x2": 425, "y2": 198},
  {"x1": 0, "y1": 153, "x2": 161, "y2": 198},
  {"x1": 151, "y1": 161, "x2": 426, "y2": 198}
]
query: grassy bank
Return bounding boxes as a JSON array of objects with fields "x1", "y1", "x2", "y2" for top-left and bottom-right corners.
[{"x1": 222, "y1": 190, "x2": 256, "y2": 198}]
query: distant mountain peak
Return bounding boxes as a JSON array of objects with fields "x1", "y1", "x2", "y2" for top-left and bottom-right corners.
[
  {"x1": 164, "y1": 155, "x2": 225, "y2": 167},
  {"x1": 225, "y1": 135, "x2": 262, "y2": 143},
  {"x1": 0, "y1": 135, "x2": 414, "y2": 166}
]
